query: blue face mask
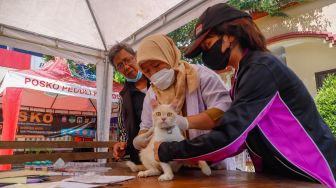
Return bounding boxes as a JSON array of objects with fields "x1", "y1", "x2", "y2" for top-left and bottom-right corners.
[{"x1": 126, "y1": 71, "x2": 142, "y2": 83}]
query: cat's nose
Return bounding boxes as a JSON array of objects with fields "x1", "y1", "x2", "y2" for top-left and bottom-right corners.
[{"x1": 162, "y1": 118, "x2": 166, "y2": 121}]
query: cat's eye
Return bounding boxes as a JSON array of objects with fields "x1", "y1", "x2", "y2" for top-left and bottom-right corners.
[
  {"x1": 167, "y1": 112, "x2": 173, "y2": 117},
  {"x1": 155, "y1": 112, "x2": 161, "y2": 116}
]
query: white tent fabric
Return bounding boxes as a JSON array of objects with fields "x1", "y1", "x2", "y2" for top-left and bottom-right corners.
[
  {"x1": 0, "y1": 0, "x2": 182, "y2": 61},
  {"x1": 0, "y1": 0, "x2": 225, "y2": 61},
  {"x1": 0, "y1": 0, "x2": 227, "y2": 142}
]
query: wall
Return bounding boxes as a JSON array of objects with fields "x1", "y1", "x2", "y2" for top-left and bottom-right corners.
[
  {"x1": 255, "y1": 0, "x2": 336, "y2": 39},
  {"x1": 285, "y1": 41, "x2": 336, "y2": 97}
]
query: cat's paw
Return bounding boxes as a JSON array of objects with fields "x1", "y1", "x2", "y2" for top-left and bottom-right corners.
[
  {"x1": 158, "y1": 173, "x2": 174, "y2": 181},
  {"x1": 138, "y1": 169, "x2": 161, "y2": 178},
  {"x1": 201, "y1": 165, "x2": 211, "y2": 176},
  {"x1": 199, "y1": 161, "x2": 211, "y2": 176},
  {"x1": 137, "y1": 171, "x2": 147, "y2": 178}
]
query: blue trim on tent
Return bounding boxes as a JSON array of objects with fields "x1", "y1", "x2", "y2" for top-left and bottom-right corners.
[
  {"x1": 13, "y1": 48, "x2": 43, "y2": 57},
  {"x1": 0, "y1": 44, "x2": 43, "y2": 57}
]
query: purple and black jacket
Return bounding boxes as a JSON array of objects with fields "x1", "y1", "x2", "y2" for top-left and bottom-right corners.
[{"x1": 158, "y1": 51, "x2": 336, "y2": 187}]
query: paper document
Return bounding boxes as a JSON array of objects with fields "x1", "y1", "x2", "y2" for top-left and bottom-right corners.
[
  {"x1": 63, "y1": 174, "x2": 135, "y2": 184},
  {"x1": 3, "y1": 182, "x2": 100, "y2": 188},
  {"x1": 0, "y1": 171, "x2": 47, "y2": 179},
  {"x1": 47, "y1": 182, "x2": 101, "y2": 188},
  {"x1": 2, "y1": 183, "x2": 53, "y2": 188},
  {"x1": 0, "y1": 177, "x2": 27, "y2": 184}
]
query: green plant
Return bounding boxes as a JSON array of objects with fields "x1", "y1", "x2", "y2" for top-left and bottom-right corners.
[
  {"x1": 113, "y1": 71, "x2": 125, "y2": 84},
  {"x1": 228, "y1": 0, "x2": 304, "y2": 17},
  {"x1": 43, "y1": 55, "x2": 55, "y2": 62},
  {"x1": 315, "y1": 74, "x2": 336, "y2": 136},
  {"x1": 167, "y1": 19, "x2": 202, "y2": 64}
]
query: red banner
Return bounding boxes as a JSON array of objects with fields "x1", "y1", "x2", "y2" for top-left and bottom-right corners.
[{"x1": 0, "y1": 48, "x2": 31, "y2": 70}]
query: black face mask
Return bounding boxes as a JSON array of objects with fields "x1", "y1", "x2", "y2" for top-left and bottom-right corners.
[{"x1": 202, "y1": 38, "x2": 231, "y2": 70}]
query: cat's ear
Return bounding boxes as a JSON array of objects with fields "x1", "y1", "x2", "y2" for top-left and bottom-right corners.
[
  {"x1": 151, "y1": 98, "x2": 159, "y2": 109},
  {"x1": 170, "y1": 99, "x2": 178, "y2": 111}
]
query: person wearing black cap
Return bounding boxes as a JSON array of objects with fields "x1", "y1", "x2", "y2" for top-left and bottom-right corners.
[{"x1": 154, "y1": 3, "x2": 336, "y2": 187}]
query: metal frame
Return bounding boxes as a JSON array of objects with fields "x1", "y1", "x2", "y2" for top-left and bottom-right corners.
[{"x1": 86, "y1": 0, "x2": 108, "y2": 52}]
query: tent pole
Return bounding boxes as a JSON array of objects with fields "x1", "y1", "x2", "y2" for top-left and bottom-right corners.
[
  {"x1": 95, "y1": 55, "x2": 112, "y2": 163},
  {"x1": 86, "y1": 0, "x2": 107, "y2": 51}
]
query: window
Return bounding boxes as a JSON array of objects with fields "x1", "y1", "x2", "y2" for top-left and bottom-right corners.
[{"x1": 315, "y1": 68, "x2": 336, "y2": 89}]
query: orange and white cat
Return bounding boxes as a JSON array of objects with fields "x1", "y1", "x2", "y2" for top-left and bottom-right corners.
[{"x1": 126, "y1": 100, "x2": 211, "y2": 181}]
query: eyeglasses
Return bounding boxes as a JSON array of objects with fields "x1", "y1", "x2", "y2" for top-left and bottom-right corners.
[{"x1": 116, "y1": 56, "x2": 135, "y2": 71}]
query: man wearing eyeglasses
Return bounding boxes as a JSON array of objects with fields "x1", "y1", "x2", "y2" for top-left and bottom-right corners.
[{"x1": 108, "y1": 43, "x2": 149, "y2": 164}]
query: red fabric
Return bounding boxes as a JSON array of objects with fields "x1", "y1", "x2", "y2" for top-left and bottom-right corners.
[
  {"x1": 0, "y1": 88, "x2": 23, "y2": 171},
  {"x1": 73, "y1": 137, "x2": 93, "y2": 142},
  {"x1": 84, "y1": 138, "x2": 93, "y2": 141},
  {"x1": 19, "y1": 89, "x2": 97, "y2": 112},
  {"x1": 74, "y1": 137, "x2": 83, "y2": 142},
  {"x1": 113, "y1": 82, "x2": 123, "y2": 93},
  {"x1": 73, "y1": 136, "x2": 93, "y2": 142},
  {"x1": 0, "y1": 49, "x2": 31, "y2": 70}
]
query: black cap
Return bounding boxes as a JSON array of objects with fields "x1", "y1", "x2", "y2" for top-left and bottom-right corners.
[{"x1": 184, "y1": 3, "x2": 251, "y2": 58}]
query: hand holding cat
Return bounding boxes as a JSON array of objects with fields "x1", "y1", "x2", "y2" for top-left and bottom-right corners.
[
  {"x1": 113, "y1": 142, "x2": 127, "y2": 160},
  {"x1": 133, "y1": 127, "x2": 154, "y2": 150},
  {"x1": 175, "y1": 115, "x2": 189, "y2": 130}
]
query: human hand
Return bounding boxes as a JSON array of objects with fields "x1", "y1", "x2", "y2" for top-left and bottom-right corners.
[
  {"x1": 133, "y1": 127, "x2": 154, "y2": 150},
  {"x1": 154, "y1": 141, "x2": 163, "y2": 162},
  {"x1": 113, "y1": 142, "x2": 127, "y2": 161},
  {"x1": 175, "y1": 115, "x2": 189, "y2": 130}
]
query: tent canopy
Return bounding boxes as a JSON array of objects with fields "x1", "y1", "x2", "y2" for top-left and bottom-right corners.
[
  {"x1": 1, "y1": 0, "x2": 183, "y2": 50},
  {"x1": 0, "y1": 0, "x2": 224, "y2": 63}
]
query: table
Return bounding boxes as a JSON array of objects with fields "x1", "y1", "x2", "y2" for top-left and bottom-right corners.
[{"x1": 97, "y1": 163, "x2": 324, "y2": 188}]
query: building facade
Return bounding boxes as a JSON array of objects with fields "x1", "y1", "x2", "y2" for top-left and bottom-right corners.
[{"x1": 255, "y1": 0, "x2": 336, "y2": 97}]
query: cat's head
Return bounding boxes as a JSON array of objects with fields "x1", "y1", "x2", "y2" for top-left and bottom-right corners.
[{"x1": 151, "y1": 99, "x2": 177, "y2": 129}]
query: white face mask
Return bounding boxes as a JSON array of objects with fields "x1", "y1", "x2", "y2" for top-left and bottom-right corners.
[{"x1": 150, "y1": 68, "x2": 175, "y2": 90}]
